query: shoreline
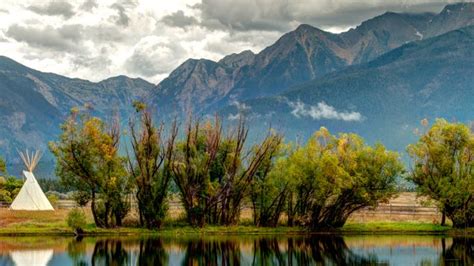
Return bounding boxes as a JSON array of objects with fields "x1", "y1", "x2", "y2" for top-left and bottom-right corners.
[{"x1": 0, "y1": 222, "x2": 472, "y2": 237}]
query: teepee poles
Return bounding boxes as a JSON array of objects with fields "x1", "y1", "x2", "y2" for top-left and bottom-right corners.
[{"x1": 18, "y1": 149, "x2": 42, "y2": 172}]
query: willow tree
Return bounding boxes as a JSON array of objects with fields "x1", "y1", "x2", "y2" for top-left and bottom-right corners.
[
  {"x1": 127, "y1": 105, "x2": 178, "y2": 229},
  {"x1": 172, "y1": 117, "x2": 282, "y2": 227},
  {"x1": 250, "y1": 144, "x2": 289, "y2": 227},
  {"x1": 284, "y1": 128, "x2": 403, "y2": 229},
  {"x1": 50, "y1": 109, "x2": 130, "y2": 228},
  {"x1": 407, "y1": 119, "x2": 474, "y2": 228}
]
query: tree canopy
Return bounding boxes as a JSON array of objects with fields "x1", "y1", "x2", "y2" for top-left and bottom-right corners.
[
  {"x1": 50, "y1": 110, "x2": 130, "y2": 228},
  {"x1": 407, "y1": 119, "x2": 474, "y2": 228},
  {"x1": 284, "y1": 128, "x2": 403, "y2": 228}
]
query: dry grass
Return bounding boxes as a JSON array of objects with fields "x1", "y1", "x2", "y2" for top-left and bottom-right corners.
[
  {"x1": 0, "y1": 208, "x2": 94, "y2": 230},
  {"x1": 0, "y1": 192, "x2": 453, "y2": 235}
]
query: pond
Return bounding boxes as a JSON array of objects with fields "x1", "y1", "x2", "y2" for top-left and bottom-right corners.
[{"x1": 0, "y1": 234, "x2": 471, "y2": 265}]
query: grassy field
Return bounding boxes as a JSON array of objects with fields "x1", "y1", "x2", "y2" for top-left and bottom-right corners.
[
  {"x1": 0, "y1": 193, "x2": 470, "y2": 236},
  {"x1": 0, "y1": 208, "x2": 470, "y2": 236}
]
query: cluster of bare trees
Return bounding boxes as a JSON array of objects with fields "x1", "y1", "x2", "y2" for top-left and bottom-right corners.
[{"x1": 172, "y1": 118, "x2": 282, "y2": 226}]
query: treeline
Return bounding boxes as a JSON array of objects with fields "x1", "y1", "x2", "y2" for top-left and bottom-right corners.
[
  {"x1": 0, "y1": 159, "x2": 23, "y2": 203},
  {"x1": 48, "y1": 105, "x2": 474, "y2": 229}
]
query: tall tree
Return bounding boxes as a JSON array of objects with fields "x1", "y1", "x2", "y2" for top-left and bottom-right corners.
[
  {"x1": 407, "y1": 119, "x2": 474, "y2": 228},
  {"x1": 50, "y1": 109, "x2": 130, "y2": 228},
  {"x1": 250, "y1": 144, "x2": 288, "y2": 227},
  {"x1": 127, "y1": 104, "x2": 178, "y2": 228}
]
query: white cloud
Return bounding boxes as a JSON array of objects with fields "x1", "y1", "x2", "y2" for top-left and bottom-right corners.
[
  {"x1": 289, "y1": 100, "x2": 363, "y2": 122},
  {"x1": 0, "y1": 0, "x2": 459, "y2": 83},
  {"x1": 230, "y1": 100, "x2": 250, "y2": 112},
  {"x1": 228, "y1": 113, "x2": 240, "y2": 120},
  {"x1": 125, "y1": 35, "x2": 188, "y2": 78}
]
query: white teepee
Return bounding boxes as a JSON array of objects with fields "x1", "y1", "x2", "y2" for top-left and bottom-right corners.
[{"x1": 10, "y1": 150, "x2": 54, "y2": 211}]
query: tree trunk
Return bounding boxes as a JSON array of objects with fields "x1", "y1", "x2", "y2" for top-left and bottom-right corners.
[
  {"x1": 104, "y1": 202, "x2": 110, "y2": 228},
  {"x1": 441, "y1": 210, "x2": 446, "y2": 226},
  {"x1": 90, "y1": 190, "x2": 102, "y2": 227}
]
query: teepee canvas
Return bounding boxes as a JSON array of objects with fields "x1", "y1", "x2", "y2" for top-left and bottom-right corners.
[{"x1": 10, "y1": 150, "x2": 54, "y2": 211}]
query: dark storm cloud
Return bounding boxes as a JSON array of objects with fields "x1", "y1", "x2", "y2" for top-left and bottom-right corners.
[
  {"x1": 161, "y1": 10, "x2": 198, "y2": 28},
  {"x1": 6, "y1": 24, "x2": 83, "y2": 51},
  {"x1": 197, "y1": 0, "x2": 457, "y2": 32},
  {"x1": 199, "y1": 0, "x2": 292, "y2": 32},
  {"x1": 27, "y1": 1, "x2": 75, "y2": 19},
  {"x1": 111, "y1": 3, "x2": 130, "y2": 26},
  {"x1": 298, "y1": 1, "x2": 451, "y2": 29}
]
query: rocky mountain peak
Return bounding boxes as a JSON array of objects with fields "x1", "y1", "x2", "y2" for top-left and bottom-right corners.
[
  {"x1": 425, "y1": 2, "x2": 474, "y2": 37},
  {"x1": 218, "y1": 50, "x2": 255, "y2": 69}
]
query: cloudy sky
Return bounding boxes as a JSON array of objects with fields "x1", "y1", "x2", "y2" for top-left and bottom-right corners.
[{"x1": 0, "y1": 0, "x2": 462, "y2": 84}]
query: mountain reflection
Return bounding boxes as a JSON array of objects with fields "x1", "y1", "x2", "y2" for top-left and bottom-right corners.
[{"x1": 60, "y1": 235, "x2": 474, "y2": 266}]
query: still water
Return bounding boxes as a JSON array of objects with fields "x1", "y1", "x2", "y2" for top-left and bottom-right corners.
[{"x1": 0, "y1": 235, "x2": 471, "y2": 266}]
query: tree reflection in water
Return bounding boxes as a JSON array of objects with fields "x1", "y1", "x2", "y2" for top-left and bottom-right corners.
[
  {"x1": 442, "y1": 237, "x2": 474, "y2": 265},
  {"x1": 91, "y1": 240, "x2": 129, "y2": 266},
  {"x1": 252, "y1": 236, "x2": 384, "y2": 266},
  {"x1": 182, "y1": 239, "x2": 241, "y2": 266},
  {"x1": 65, "y1": 235, "x2": 474, "y2": 266},
  {"x1": 137, "y1": 238, "x2": 168, "y2": 266},
  {"x1": 67, "y1": 237, "x2": 88, "y2": 266}
]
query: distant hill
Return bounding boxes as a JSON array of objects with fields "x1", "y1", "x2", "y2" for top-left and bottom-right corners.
[{"x1": 0, "y1": 56, "x2": 154, "y2": 163}]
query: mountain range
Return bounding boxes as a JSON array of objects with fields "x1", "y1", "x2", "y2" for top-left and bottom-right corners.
[{"x1": 0, "y1": 2, "x2": 473, "y2": 172}]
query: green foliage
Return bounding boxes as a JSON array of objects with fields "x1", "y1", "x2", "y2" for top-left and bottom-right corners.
[
  {"x1": 0, "y1": 189, "x2": 12, "y2": 203},
  {"x1": 0, "y1": 176, "x2": 23, "y2": 203},
  {"x1": 10, "y1": 187, "x2": 21, "y2": 200},
  {"x1": 0, "y1": 158, "x2": 22, "y2": 204},
  {"x1": 132, "y1": 101, "x2": 147, "y2": 113},
  {"x1": 50, "y1": 110, "x2": 130, "y2": 228},
  {"x1": 72, "y1": 191, "x2": 91, "y2": 207},
  {"x1": 3, "y1": 176, "x2": 23, "y2": 192},
  {"x1": 46, "y1": 193, "x2": 59, "y2": 207},
  {"x1": 67, "y1": 208, "x2": 87, "y2": 233},
  {"x1": 250, "y1": 143, "x2": 288, "y2": 227},
  {"x1": 0, "y1": 156, "x2": 5, "y2": 174},
  {"x1": 407, "y1": 119, "x2": 474, "y2": 228},
  {"x1": 37, "y1": 178, "x2": 68, "y2": 193},
  {"x1": 128, "y1": 110, "x2": 177, "y2": 229},
  {"x1": 283, "y1": 127, "x2": 403, "y2": 229}
]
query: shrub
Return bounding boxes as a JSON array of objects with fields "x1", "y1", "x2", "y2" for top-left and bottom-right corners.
[
  {"x1": 72, "y1": 191, "x2": 90, "y2": 207},
  {"x1": 67, "y1": 208, "x2": 87, "y2": 235},
  {"x1": 10, "y1": 188, "x2": 20, "y2": 199},
  {"x1": 46, "y1": 193, "x2": 59, "y2": 207},
  {"x1": 0, "y1": 189, "x2": 12, "y2": 203}
]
